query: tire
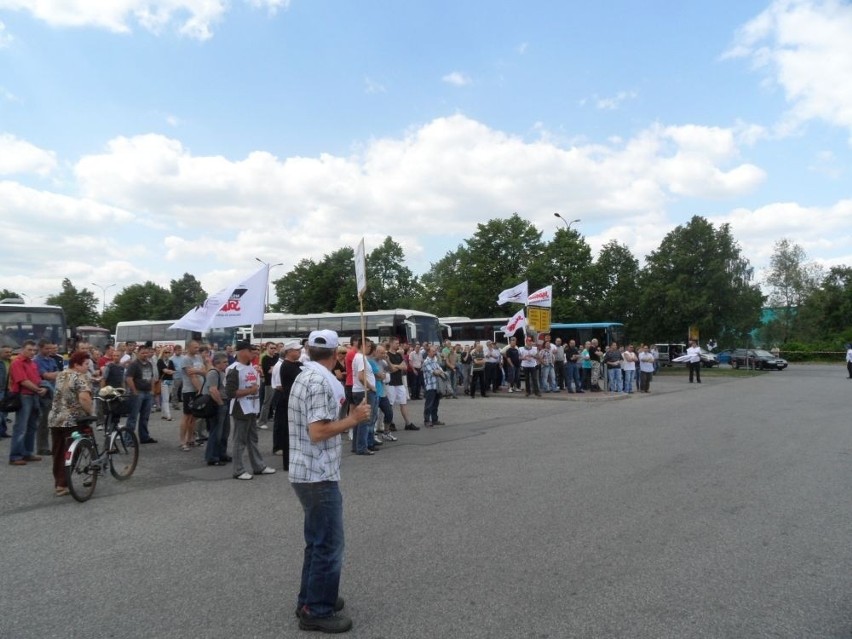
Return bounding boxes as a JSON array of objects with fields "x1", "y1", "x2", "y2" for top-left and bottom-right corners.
[
  {"x1": 735, "y1": 360, "x2": 741, "y2": 370},
  {"x1": 66, "y1": 439, "x2": 98, "y2": 503},
  {"x1": 109, "y1": 427, "x2": 139, "y2": 480}
]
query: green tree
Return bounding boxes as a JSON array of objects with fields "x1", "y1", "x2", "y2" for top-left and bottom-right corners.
[
  {"x1": 636, "y1": 216, "x2": 764, "y2": 345},
  {"x1": 587, "y1": 240, "x2": 640, "y2": 330},
  {"x1": 169, "y1": 273, "x2": 207, "y2": 318},
  {"x1": 416, "y1": 247, "x2": 470, "y2": 316},
  {"x1": 45, "y1": 279, "x2": 100, "y2": 329},
  {"x1": 101, "y1": 281, "x2": 173, "y2": 331},
  {"x1": 798, "y1": 265, "x2": 852, "y2": 343},
  {"x1": 529, "y1": 227, "x2": 594, "y2": 322},
  {"x1": 0, "y1": 288, "x2": 23, "y2": 300},
  {"x1": 362, "y1": 237, "x2": 422, "y2": 310},
  {"x1": 272, "y1": 248, "x2": 357, "y2": 313},
  {"x1": 764, "y1": 239, "x2": 823, "y2": 343},
  {"x1": 420, "y1": 213, "x2": 543, "y2": 318}
]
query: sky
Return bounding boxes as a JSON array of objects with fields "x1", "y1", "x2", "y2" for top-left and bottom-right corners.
[{"x1": 1, "y1": 0, "x2": 851, "y2": 312}]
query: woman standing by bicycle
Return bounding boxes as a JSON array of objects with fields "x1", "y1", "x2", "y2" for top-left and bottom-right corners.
[{"x1": 49, "y1": 351, "x2": 94, "y2": 496}]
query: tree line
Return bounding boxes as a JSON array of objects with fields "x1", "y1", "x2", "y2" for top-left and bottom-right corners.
[{"x1": 6, "y1": 214, "x2": 850, "y2": 349}]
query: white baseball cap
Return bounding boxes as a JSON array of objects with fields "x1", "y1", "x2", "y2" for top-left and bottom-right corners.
[
  {"x1": 283, "y1": 339, "x2": 302, "y2": 352},
  {"x1": 307, "y1": 329, "x2": 339, "y2": 349}
]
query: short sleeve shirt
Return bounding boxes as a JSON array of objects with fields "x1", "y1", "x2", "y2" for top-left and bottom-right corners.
[
  {"x1": 288, "y1": 368, "x2": 343, "y2": 483},
  {"x1": 48, "y1": 370, "x2": 90, "y2": 429}
]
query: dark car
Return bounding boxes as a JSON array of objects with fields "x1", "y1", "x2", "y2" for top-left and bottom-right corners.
[{"x1": 730, "y1": 348, "x2": 788, "y2": 370}]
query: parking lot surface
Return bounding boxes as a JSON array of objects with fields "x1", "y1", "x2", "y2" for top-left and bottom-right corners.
[{"x1": 2, "y1": 365, "x2": 850, "y2": 638}]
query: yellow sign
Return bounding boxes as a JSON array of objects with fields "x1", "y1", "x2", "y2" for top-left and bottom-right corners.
[
  {"x1": 527, "y1": 306, "x2": 551, "y2": 333},
  {"x1": 688, "y1": 324, "x2": 700, "y2": 342}
]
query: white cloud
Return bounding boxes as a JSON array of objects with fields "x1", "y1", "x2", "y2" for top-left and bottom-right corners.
[
  {"x1": 0, "y1": 86, "x2": 19, "y2": 102},
  {"x1": 726, "y1": 0, "x2": 852, "y2": 143},
  {"x1": 595, "y1": 91, "x2": 637, "y2": 111},
  {"x1": 709, "y1": 199, "x2": 852, "y2": 269},
  {"x1": 516, "y1": 42, "x2": 528, "y2": 55},
  {"x1": 0, "y1": 134, "x2": 57, "y2": 176},
  {"x1": 442, "y1": 71, "x2": 471, "y2": 87},
  {"x1": 0, "y1": 115, "x2": 772, "y2": 302},
  {"x1": 73, "y1": 115, "x2": 765, "y2": 240},
  {"x1": 364, "y1": 76, "x2": 386, "y2": 94},
  {"x1": 0, "y1": 19, "x2": 13, "y2": 47},
  {"x1": 0, "y1": 0, "x2": 288, "y2": 40}
]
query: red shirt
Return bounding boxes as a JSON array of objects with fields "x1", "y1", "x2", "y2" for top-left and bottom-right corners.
[
  {"x1": 10, "y1": 355, "x2": 42, "y2": 395},
  {"x1": 344, "y1": 347, "x2": 358, "y2": 386}
]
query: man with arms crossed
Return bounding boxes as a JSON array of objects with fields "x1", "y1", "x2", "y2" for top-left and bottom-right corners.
[
  {"x1": 289, "y1": 330, "x2": 370, "y2": 633},
  {"x1": 386, "y1": 338, "x2": 417, "y2": 431}
]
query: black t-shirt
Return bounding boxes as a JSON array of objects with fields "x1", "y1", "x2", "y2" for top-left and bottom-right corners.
[
  {"x1": 505, "y1": 346, "x2": 520, "y2": 367},
  {"x1": 126, "y1": 359, "x2": 154, "y2": 392},
  {"x1": 261, "y1": 354, "x2": 279, "y2": 385},
  {"x1": 103, "y1": 362, "x2": 126, "y2": 388},
  {"x1": 588, "y1": 345, "x2": 601, "y2": 363},
  {"x1": 565, "y1": 346, "x2": 580, "y2": 363},
  {"x1": 387, "y1": 351, "x2": 404, "y2": 386}
]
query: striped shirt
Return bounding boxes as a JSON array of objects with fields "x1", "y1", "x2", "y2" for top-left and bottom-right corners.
[
  {"x1": 422, "y1": 356, "x2": 442, "y2": 391},
  {"x1": 287, "y1": 368, "x2": 343, "y2": 483}
]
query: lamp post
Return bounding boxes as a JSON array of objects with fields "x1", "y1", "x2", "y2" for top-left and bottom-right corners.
[
  {"x1": 554, "y1": 213, "x2": 581, "y2": 231},
  {"x1": 255, "y1": 258, "x2": 283, "y2": 313},
  {"x1": 91, "y1": 282, "x2": 116, "y2": 316}
]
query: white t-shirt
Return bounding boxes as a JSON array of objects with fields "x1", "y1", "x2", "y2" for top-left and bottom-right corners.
[
  {"x1": 351, "y1": 354, "x2": 376, "y2": 393},
  {"x1": 686, "y1": 346, "x2": 701, "y2": 363},
  {"x1": 519, "y1": 346, "x2": 538, "y2": 368}
]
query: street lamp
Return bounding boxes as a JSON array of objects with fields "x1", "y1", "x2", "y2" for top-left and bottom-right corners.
[
  {"x1": 91, "y1": 282, "x2": 116, "y2": 316},
  {"x1": 554, "y1": 213, "x2": 581, "y2": 230},
  {"x1": 255, "y1": 258, "x2": 284, "y2": 313}
]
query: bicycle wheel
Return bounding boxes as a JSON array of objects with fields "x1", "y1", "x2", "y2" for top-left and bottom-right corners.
[
  {"x1": 66, "y1": 439, "x2": 98, "y2": 502},
  {"x1": 109, "y1": 427, "x2": 139, "y2": 480}
]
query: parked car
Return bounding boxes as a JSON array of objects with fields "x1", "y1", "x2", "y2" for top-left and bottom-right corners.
[
  {"x1": 730, "y1": 348, "x2": 788, "y2": 370},
  {"x1": 655, "y1": 343, "x2": 717, "y2": 368}
]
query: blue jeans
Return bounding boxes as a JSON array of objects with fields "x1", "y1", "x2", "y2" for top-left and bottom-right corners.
[
  {"x1": 205, "y1": 402, "x2": 230, "y2": 462},
  {"x1": 623, "y1": 370, "x2": 635, "y2": 393},
  {"x1": 566, "y1": 362, "x2": 582, "y2": 392},
  {"x1": 540, "y1": 364, "x2": 556, "y2": 392},
  {"x1": 292, "y1": 481, "x2": 344, "y2": 618},
  {"x1": 607, "y1": 367, "x2": 622, "y2": 393},
  {"x1": 125, "y1": 391, "x2": 153, "y2": 441},
  {"x1": 10, "y1": 394, "x2": 40, "y2": 460},
  {"x1": 423, "y1": 388, "x2": 439, "y2": 423},
  {"x1": 351, "y1": 391, "x2": 376, "y2": 453}
]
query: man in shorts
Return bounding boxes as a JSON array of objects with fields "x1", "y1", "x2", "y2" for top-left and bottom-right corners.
[
  {"x1": 386, "y1": 338, "x2": 417, "y2": 431},
  {"x1": 179, "y1": 340, "x2": 205, "y2": 451}
]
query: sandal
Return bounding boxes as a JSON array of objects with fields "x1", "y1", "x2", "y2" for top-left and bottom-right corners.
[
  {"x1": 180, "y1": 444, "x2": 191, "y2": 452},
  {"x1": 55, "y1": 487, "x2": 70, "y2": 496}
]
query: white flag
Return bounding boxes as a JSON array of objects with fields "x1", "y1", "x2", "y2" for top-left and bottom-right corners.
[
  {"x1": 355, "y1": 238, "x2": 367, "y2": 297},
  {"x1": 170, "y1": 265, "x2": 268, "y2": 332},
  {"x1": 527, "y1": 285, "x2": 553, "y2": 308},
  {"x1": 501, "y1": 309, "x2": 526, "y2": 337},
  {"x1": 496, "y1": 280, "x2": 528, "y2": 305}
]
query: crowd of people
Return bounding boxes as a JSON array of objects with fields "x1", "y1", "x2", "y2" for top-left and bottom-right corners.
[{"x1": 0, "y1": 333, "x2": 687, "y2": 495}]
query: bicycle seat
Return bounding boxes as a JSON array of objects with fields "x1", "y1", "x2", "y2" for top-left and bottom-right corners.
[{"x1": 75, "y1": 415, "x2": 99, "y2": 427}]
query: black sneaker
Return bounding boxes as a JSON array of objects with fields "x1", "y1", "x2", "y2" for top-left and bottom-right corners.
[
  {"x1": 295, "y1": 597, "x2": 345, "y2": 619},
  {"x1": 298, "y1": 611, "x2": 353, "y2": 633},
  {"x1": 404, "y1": 423, "x2": 420, "y2": 431},
  {"x1": 388, "y1": 423, "x2": 398, "y2": 432}
]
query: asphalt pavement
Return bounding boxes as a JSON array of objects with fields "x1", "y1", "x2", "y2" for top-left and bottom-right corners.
[{"x1": 1, "y1": 365, "x2": 851, "y2": 638}]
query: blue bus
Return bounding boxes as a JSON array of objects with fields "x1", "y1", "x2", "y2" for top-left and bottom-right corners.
[{"x1": 547, "y1": 322, "x2": 625, "y2": 347}]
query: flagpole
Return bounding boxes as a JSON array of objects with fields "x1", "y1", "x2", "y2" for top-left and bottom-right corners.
[{"x1": 254, "y1": 258, "x2": 281, "y2": 344}]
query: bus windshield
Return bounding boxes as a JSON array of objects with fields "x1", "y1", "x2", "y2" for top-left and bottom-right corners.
[{"x1": 0, "y1": 305, "x2": 68, "y2": 352}]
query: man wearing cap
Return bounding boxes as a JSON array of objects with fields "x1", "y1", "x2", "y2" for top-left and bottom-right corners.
[
  {"x1": 289, "y1": 329, "x2": 370, "y2": 633},
  {"x1": 272, "y1": 339, "x2": 303, "y2": 468},
  {"x1": 225, "y1": 341, "x2": 276, "y2": 480}
]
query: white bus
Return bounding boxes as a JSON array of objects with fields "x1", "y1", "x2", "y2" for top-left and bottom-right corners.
[
  {"x1": 0, "y1": 298, "x2": 68, "y2": 353},
  {"x1": 440, "y1": 316, "x2": 521, "y2": 347},
  {"x1": 114, "y1": 320, "x2": 240, "y2": 350},
  {"x1": 251, "y1": 309, "x2": 443, "y2": 346}
]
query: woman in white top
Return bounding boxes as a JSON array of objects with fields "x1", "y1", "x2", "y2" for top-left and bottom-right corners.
[{"x1": 621, "y1": 344, "x2": 638, "y2": 394}]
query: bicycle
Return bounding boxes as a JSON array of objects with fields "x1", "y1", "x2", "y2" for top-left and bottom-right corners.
[{"x1": 65, "y1": 388, "x2": 139, "y2": 503}]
